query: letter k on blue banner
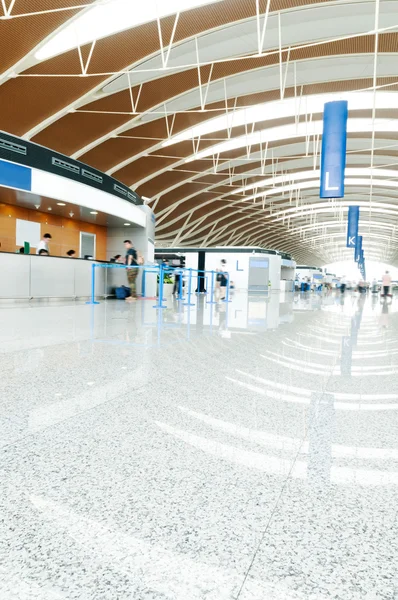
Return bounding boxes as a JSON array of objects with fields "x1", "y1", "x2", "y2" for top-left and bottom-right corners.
[
  {"x1": 346, "y1": 206, "x2": 359, "y2": 248},
  {"x1": 320, "y1": 101, "x2": 348, "y2": 198}
]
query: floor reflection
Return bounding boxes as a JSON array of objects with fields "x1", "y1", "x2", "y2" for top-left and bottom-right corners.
[{"x1": 0, "y1": 291, "x2": 397, "y2": 599}]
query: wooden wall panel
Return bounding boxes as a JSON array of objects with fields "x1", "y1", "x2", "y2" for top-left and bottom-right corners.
[{"x1": 0, "y1": 204, "x2": 107, "y2": 259}]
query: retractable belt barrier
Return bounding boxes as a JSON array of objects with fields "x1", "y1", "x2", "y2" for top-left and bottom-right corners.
[{"x1": 87, "y1": 263, "x2": 231, "y2": 308}]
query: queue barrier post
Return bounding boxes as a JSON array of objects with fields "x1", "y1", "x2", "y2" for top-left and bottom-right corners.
[
  {"x1": 178, "y1": 269, "x2": 183, "y2": 300},
  {"x1": 183, "y1": 268, "x2": 195, "y2": 307},
  {"x1": 154, "y1": 263, "x2": 167, "y2": 309},
  {"x1": 86, "y1": 263, "x2": 100, "y2": 305},
  {"x1": 142, "y1": 268, "x2": 146, "y2": 298},
  {"x1": 207, "y1": 270, "x2": 217, "y2": 305}
]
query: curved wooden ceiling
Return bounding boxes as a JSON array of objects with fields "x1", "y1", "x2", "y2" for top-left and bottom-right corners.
[{"x1": 1, "y1": 0, "x2": 398, "y2": 266}]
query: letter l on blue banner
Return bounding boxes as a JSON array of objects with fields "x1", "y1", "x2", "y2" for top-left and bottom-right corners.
[
  {"x1": 320, "y1": 101, "x2": 348, "y2": 198},
  {"x1": 346, "y1": 206, "x2": 359, "y2": 248}
]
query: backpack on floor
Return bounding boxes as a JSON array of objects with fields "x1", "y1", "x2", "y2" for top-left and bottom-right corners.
[{"x1": 115, "y1": 286, "x2": 131, "y2": 299}]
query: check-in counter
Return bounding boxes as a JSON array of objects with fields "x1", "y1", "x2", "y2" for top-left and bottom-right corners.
[
  {"x1": 280, "y1": 280, "x2": 294, "y2": 292},
  {"x1": 0, "y1": 253, "x2": 133, "y2": 300}
]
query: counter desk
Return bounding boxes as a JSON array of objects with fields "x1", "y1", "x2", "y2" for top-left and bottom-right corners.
[{"x1": 0, "y1": 253, "x2": 133, "y2": 300}]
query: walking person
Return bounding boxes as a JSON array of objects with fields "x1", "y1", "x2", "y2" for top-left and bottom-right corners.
[
  {"x1": 124, "y1": 240, "x2": 138, "y2": 301},
  {"x1": 381, "y1": 270, "x2": 392, "y2": 298}
]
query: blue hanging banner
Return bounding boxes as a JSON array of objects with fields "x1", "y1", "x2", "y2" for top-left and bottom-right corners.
[
  {"x1": 355, "y1": 235, "x2": 362, "y2": 263},
  {"x1": 320, "y1": 101, "x2": 348, "y2": 198},
  {"x1": 346, "y1": 206, "x2": 359, "y2": 248}
]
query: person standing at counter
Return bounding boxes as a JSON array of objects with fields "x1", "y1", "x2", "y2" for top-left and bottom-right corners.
[
  {"x1": 66, "y1": 249, "x2": 76, "y2": 258},
  {"x1": 36, "y1": 233, "x2": 52, "y2": 255},
  {"x1": 124, "y1": 240, "x2": 138, "y2": 301}
]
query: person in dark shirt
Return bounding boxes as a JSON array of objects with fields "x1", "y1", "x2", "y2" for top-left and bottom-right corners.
[
  {"x1": 219, "y1": 259, "x2": 228, "y2": 300},
  {"x1": 124, "y1": 240, "x2": 138, "y2": 301}
]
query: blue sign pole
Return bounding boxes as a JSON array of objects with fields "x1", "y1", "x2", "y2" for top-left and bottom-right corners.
[
  {"x1": 355, "y1": 235, "x2": 362, "y2": 263},
  {"x1": 346, "y1": 206, "x2": 359, "y2": 248},
  {"x1": 320, "y1": 100, "x2": 348, "y2": 198}
]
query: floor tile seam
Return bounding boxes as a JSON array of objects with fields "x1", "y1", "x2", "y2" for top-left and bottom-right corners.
[{"x1": 234, "y1": 355, "x2": 341, "y2": 599}]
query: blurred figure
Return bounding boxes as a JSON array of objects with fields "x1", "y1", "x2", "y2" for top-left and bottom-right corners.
[
  {"x1": 66, "y1": 249, "x2": 76, "y2": 258},
  {"x1": 36, "y1": 233, "x2": 52, "y2": 255},
  {"x1": 381, "y1": 271, "x2": 392, "y2": 298},
  {"x1": 219, "y1": 259, "x2": 228, "y2": 300},
  {"x1": 38, "y1": 249, "x2": 49, "y2": 256},
  {"x1": 110, "y1": 254, "x2": 123, "y2": 263},
  {"x1": 372, "y1": 278, "x2": 379, "y2": 294},
  {"x1": 173, "y1": 259, "x2": 184, "y2": 298},
  {"x1": 18, "y1": 247, "x2": 24, "y2": 254},
  {"x1": 124, "y1": 240, "x2": 138, "y2": 301},
  {"x1": 379, "y1": 301, "x2": 389, "y2": 329},
  {"x1": 340, "y1": 276, "x2": 346, "y2": 294}
]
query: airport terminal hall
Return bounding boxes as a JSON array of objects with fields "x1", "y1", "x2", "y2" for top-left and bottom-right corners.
[{"x1": 2, "y1": 1, "x2": 398, "y2": 599}]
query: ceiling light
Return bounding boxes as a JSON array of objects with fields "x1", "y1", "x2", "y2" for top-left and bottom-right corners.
[
  {"x1": 124, "y1": 223, "x2": 131, "y2": 226},
  {"x1": 233, "y1": 168, "x2": 398, "y2": 196},
  {"x1": 35, "y1": 0, "x2": 223, "y2": 61},
  {"x1": 243, "y1": 177, "x2": 398, "y2": 204},
  {"x1": 163, "y1": 91, "x2": 398, "y2": 148},
  {"x1": 57, "y1": 202, "x2": 66, "y2": 206},
  {"x1": 90, "y1": 211, "x2": 98, "y2": 215},
  {"x1": 185, "y1": 118, "x2": 398, "y2": 163}
]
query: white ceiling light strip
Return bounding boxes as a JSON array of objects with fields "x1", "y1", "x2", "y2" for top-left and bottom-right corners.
[
  {"x1": 185, "y1": 118, "x2": 398, "y2": 163},
  {"x1": 163, "y1": 91, "x2": 398, "y2": 148},
  {"x1": 270, "y1": 196, "x2": 398, "y2": 220},
  {"x1": 236, "y1": 177, "x2": 398, "y2": 204},
  {"x1": 35, "y1": 0, "x2": 223, "y2": 61},
  {"x1": 232, "y1": 167, "x2": 398, "y2": 196}
]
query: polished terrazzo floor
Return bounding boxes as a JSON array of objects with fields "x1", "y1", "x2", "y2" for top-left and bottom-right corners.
[{"x1": 0, "y1": 291, "x2": 397, "y2": 600}]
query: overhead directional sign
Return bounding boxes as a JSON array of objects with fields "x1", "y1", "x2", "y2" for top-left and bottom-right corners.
[
  {"x1": 355, "y1": 235, "x2": 363, "y2": 263},
  {"x1": 320, "y1": 101, "x2": 348, "y2": 198},
  {"x1": 346, "y1": 206, "x2": 359, "y2": 248}
]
